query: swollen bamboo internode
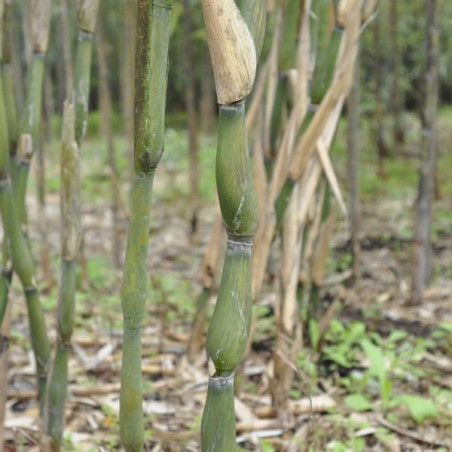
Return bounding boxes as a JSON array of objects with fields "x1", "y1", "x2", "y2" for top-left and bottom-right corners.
[
  {"x1": 201, "y1": 102, "x2": 257, "y2": 452},
  {"x1": 201, "y1": 0, "x2": 264, "y2": 448}
]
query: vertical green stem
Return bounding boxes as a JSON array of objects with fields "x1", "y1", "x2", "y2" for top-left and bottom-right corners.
[
  {"x1": 13, "y1": 54, "x2": 45, "y2": 218},
  {"x1": 0, "y1": 243, "x2": 12, "y2": 324},
  {"x1": 0, "y1": 28, "x2": 50, "y2": 411},
  {"x1": 202, "y1": 375, "x2": 236, "y2": 451},
  {"x1": 200, "y1": 0, "x2": 265, "y2": 445},
  {"x1": 46, "y1": 1, "x2": 100, "y2": 445},
  {"x1": 201, "y1": 103, "x2": 257, "y2": 451},
  {"x1": 45, "y1": 101, "x2": 81, "y2": 448},
  {"x1": 0, "y1": 185, "x2": 50, "y2": 403},
  {"x1": 120, "y1": 1, "x2": 173, "y2": 450},
  {"x1": 120, "y1": 173, "x2": 154, "y2": 450}
]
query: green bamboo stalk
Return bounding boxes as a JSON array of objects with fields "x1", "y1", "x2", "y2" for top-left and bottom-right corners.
[
  {"x1": 0, "y1": 240, "x2": 12, "y2": 325},
  {"x1": 13, "y1": 54, "x2": 45, "y2": 217},
  {"x1": 274, "y1": 2, "x2": 344, "y2": 231},
  {"x1": 278, "y1": 0, "x2": 302, "y2": 72},
  {"x1": 12, "y1": 0, "x2": 50, "y2": 218},
  {"x1": 308, "y1": 180, "x2": 331, "y2": 319},
  {"x1": 236, "y1": 0, "x2": 266, "y2": 61},
  {"x1": 0, "y1": 32, "x2": 11, "y2": 324},
  {"x1": 310, "y1": 25, "x2": 342, "y2": 105},
  {"x1": 201, "y1": 96, "x2": 256, "y2": 452},
  {"x1": 1, "y1": 0, "x2": 52, "y2": 413},
  {"x1": 2, "y1": 0, "x2": 16, "y2": 155},
  {"x1": 0, "y1": 5, "x2": 51, "y2": 404},
  {"x1": 45, "y1": 2, "x2": 100, "y2": 445},
  {"x1": 274, "y1": 108, "x2": 314, "y2": 232},
  {"x1": 268, "y1": 0, "x2": 301, "y2": 166},
  {"x1": 72, "y1": 0, "x2": 99, "y2": 293},
  {"x1": 0, "y1": 0, "x2": 15, "y2": 331},
  {"x1": 268, "y1": 74, "x2": 289, "y2": 166},
  {"x1": 74, "y1": 10, "x2": 97, "y2": 145},
  {"x1": 120, "y1": 1, "x2": 173, "y2": 450},
  {"x1": 46, "y1": 102, "x2": 81, "y2": 450},
  {"x1": 202, "y1": 375, "x2": 236, "y2": 451},
  {"x1": 0, "y1": 157, "x2": 50, "y2": 412},
  {"x1": 200, "y1": 0, "x2": 264, "y2": 447}
]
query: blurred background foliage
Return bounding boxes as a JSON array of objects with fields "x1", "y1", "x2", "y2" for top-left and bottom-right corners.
[{"x1": 10, "y1": 0, "x2": 452, "y2": 137}]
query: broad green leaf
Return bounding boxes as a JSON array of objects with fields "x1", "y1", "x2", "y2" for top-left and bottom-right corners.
[
  {"x1": 381, "y1": 379, "x2": 392, "y2": 410},
  {"x1": 395, "y1": 395, "x2": 438, "y2": 423},
  {"x1": 323, "y1": 347, "x2": 352, "y2": 368},
  {"x1": 345, "y1": 394, "x2": 374, "y2": 412},
  {"x1": 361, "y1": 339, "x2": 386, "y2": 384},
  {"x1": 309, "y1": 319, "x2": 320, "y2": 350},
  {"x1": 387, "y1": 330, "x2": 408, "y2": 343},
  {"x1": 259, "y1": 439, "x2": 275, "y2": 452},
  {"x1": 347, "y1": 322, "x2": 366, "y2": 345},
  {"x1": 438, "y1": 322, "x2": 452, "y2": 333}
]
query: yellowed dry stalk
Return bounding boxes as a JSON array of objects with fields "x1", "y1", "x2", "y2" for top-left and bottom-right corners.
[
  {"x1": 361, "y1": 0, "x2": 378, "y2": 23},
  {"x1": 252, "y1": 110, "x2": 268, "y2": 218},
  {"x1": 299, "y1": 183, "x2": 326, "y2": 289},
  {"x1": 251, "y1": 0, "x2": 312, "y2": 301},
  {"x1": 270, "y1": 181, "x2": 304, "y2": 419},
  {"x1": 195, "y1": 2, "x2": 363, "y2": 423},
  {"x1": 31, "y1": 0, "x2": 51, "y2": 53},
  {"x1": 254, "y1": 1, "x2": 362, "y2": 419},
  {"x1": 311, "y1": 207, "x2": 336, "y2": 288},
  {"x1": 251, "y1": 0, "x2": 361, "y2": 302},
  {"x1": 187, "y1": 210, "x2": 224, "y2": 360},
  {"x1": 245, "y1": 59, "x2": 270, "y2": 134}
]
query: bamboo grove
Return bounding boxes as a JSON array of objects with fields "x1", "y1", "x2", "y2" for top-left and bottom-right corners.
[{"x1": 0, "y1": 0, "x2": 376, "y2": 450}]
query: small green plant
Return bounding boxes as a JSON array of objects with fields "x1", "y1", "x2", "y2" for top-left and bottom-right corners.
[
  {"x1": 360, "y1": 338, "x2": 392, "y2": 411},
  {"x1": 344, "y1": 393, "x2": 374, "y2": 412},
  {"x1": 390, "y1": 395, "x2": 438, "y2": 423},
  {"x1": 322, "y1": 320, "x2": 366, "y2": 369},
  {"x1": 259, "y1": 439, "x2": 276, "y2": 452}
]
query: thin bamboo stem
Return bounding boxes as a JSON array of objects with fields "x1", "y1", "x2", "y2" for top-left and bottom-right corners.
[
  {"x1": 45, "y1": 1, "x2": 100, "y2": 445},
  {"x1": 46, "y1": 102, "x2": 81, "y2": 450},
  {"x1": 0, "y1": 4, "x2": 15, "y2": 440},
  {"x1": 182, "y1": 0, "x2": 199, "y2": 236},
  {"x1": 120, "y1": 1, "x2": 173, "y2": 450},
  {"x1": 0, "y1": 3, "x2": 51, "y2": 410},
  {"x1": 95, "y1": 18, "x2": 122, "y2": 268}
]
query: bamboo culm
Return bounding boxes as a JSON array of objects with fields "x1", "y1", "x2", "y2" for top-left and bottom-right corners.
[
  {"x1": 120, "y1": 1, "x2": 173, "y2": 450},
  {"x1": 0, "y1": 0, "x2": 16, "y2": 327},
  {"x1": 0, "y1": 61, "x2": 11, "y2": 325},
  {"x1": 200, "y1": 0, "x2": 264, "y2": 448},
  {"x1": 0, "y1": 11, "x2": 50, "y2": 409},
  {"x1": 201, "y1": 100, "x2": 257, "y2": 452},
  {"x1": 46, "y1": 102, "x2": 81, "y2": 449},
  {"x1": 45, "y1": 1, "x2": 100, "y2": 446}
]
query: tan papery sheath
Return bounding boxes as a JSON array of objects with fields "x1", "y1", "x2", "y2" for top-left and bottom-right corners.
[{"x1": 201, "y1": 0, "x2": 257, "y2": 105}]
